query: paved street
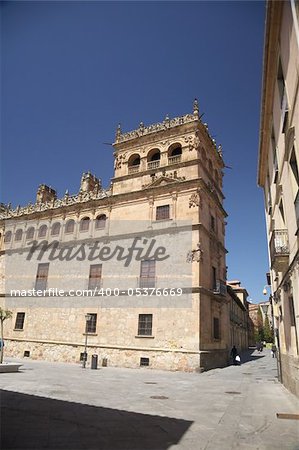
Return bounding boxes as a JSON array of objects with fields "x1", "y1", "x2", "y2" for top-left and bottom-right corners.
[{"x1": 0, "y1": 349, "x2": 298, "y2": 450}]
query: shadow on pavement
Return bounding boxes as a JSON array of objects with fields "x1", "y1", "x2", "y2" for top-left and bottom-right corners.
[
  {"x1": 227, "y1": 349, "x2": 266, "y2": 367},
  {"x1": 0, "y1": 389, "x2": 192, "y2": 450},
  {"x1": 239, "y1": 349, "x2": 266, "y2": 364}
]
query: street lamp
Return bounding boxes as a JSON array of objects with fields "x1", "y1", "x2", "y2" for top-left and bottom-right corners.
[
  {"x1": 263, "y1": 285, "x2": 268, "y2": 296},
  {"x1": 82, "y1": 313, "x2": 92, "y2": 369}
]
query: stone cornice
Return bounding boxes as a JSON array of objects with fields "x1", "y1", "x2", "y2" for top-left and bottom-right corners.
[
  {"x1": 0, "y1": 176, "x2": 227, "y2": 224},
  {"x1": 257, "y1": 1, "x2": 283, "y2": 187}
]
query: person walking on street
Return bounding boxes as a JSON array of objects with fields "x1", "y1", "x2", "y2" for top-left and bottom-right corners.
[
  {"x1": 231, "y1": 345, "x2": 238, "y2": 365},
  {"x1": 271, "y1": 344, "x2": 277, "y2": 358}
]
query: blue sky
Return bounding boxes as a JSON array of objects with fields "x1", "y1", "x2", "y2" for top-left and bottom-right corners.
[{"x1": 1, "y1": 1, "x2": 269, "y2": 302}]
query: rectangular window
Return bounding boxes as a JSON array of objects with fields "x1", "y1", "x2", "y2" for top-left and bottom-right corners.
[
  {"x1": 289, "y1": 296, "x2": 296, "y2": 327},
  {"x1": 271, "y1": 128, "x2": 276, "y2": 156},
  {"x1": 86, "y1": 313, "x2": 97, "y2": 333},
  {"x1": 140, "y1": 357, "x2": 149, "y2": 366},
  {"x1": 295, "y1": 190, "x2": 299, "y2": 233},
  {"x1": 35, "y1": 263, "x2": 49, "y2": 291},
  {"x1": 272, "y1": 130, "x2": 278, "y2": 183},
  {"x1": 156, "y1": 205, "x2": 170, "y2": 220},
  {"x1": 15, "y1": 312, "x2": 25, "y2": 330},
  {"x1": 290, "y1": 147, "x2": 299, "y2": 185},
  {"x1": 88, "y1": 264, "x2": 102, "y2": 289},
  {"x1": 279, "y1": 200, "x2": 285, "y2": 223},
  {"x1": 277, "y1": 59, "x2": 285, "y2": 108},
  {"x1": 267, "y1": 171, "x2": 272, "y2": 214},
  {"x1": 138, "y1": 314, "x2": 153, "y2": 336},
  {"x1": 211, "y1": 215, "x2": 216, "y2": 232},
  {"x1": 212, "y1": 266, "x2": 217, "y2": 290},
  {"x1": 213, "y1": 317, "x2": 220, "y2": 340},
  {"x1": 140, "y1": 260, "x2": 156, "y2": 288},
  {"x1": 282, "y1": 110, "x2": 289, "y2": 134}
]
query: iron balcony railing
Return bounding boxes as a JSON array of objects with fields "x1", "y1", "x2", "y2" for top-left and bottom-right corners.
[
  {"x1": 270, "y1": 229, "x2": 289, "y2": 260},
  {"x1": 87, "y1": 279, "x2": 103, "y2": 290},
  {"x1": 34, "y1": 280, "x2": 48, "y2": 291},
  {"x1": 213, "y1": 280, "x2": 227, "y2": 296},
  {"x1": 138, "y1": 277, "x2": 156, "y2": 289}
]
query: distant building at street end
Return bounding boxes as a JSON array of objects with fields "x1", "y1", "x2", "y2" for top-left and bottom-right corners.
[
  {"x1": 248, "y1": 300, "x2": 273, "y2": 347},
  {"x1": 259, "y1": 300, "x2": 273, "y2": 326},
  {"x1": 227, "y1": 280, "x2": 249, "y2": 352},
  {"x1": 248, "y1": 303, "x2": 260, "y2": 346},
  {"x1": 258, "y1": 0, "x2": 299, "y2": 397}
]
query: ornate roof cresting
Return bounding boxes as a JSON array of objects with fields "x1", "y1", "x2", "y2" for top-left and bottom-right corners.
[
  {"x1": 0, "y1": 188, "x2": 112, "y2": 220},
  {"x1": 114, "y1": 99, "x2": 201, "y2": 144}
]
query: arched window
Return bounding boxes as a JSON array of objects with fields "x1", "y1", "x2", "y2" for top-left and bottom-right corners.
[
  {"x1": 15, "y1": 229, "x2": 23, "y2": 241},
  {"x1": 51, "y1": 222, "x2": 61, "y2": 236},
  {"x1": 80, "y1": 217, "x2": 90, "y2": 232},
  {"x1": 128, "y1": 154, "x2": 140, "y2": 174},
  {"x1": 147, "y1": 149, "x2": 161, "y2": 162},
  {"x1": 26, "y1": 227, "x2": 35, "y2": 240},
  {"x1": 38, "y1": 225, "x2": 48, "y2": 238},
  {"x1": 4, "y1": 231, "x2": 12, "y2": 243},
  {"x1": 168, "y1": 143, "x2": 182, "y2": 157},
  {"x1": 95, "y1": 214, "x2": 107, "y2": 229},
  {"x1": 168, "y1": 143, "x2": 182, "y2": 164},
  {"x1": 65, "y1": 219, "x2": 75, "y2": 234},
  {"x1": 128, "y1": 154, "x2": 140, "y2": 167},
  {"x1": 147, "y1": 149, "x2": 160, "y2": 169}
]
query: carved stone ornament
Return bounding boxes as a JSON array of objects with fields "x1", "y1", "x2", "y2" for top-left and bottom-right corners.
[
  {"x1": 186, "y1": 243, "x2": 203, "y2": 263},
  {"x1": 189, "y1": 193, "x2": 201, "y2": 208},
  {"x1": 114, "y1": 153, "x2": 127, "y2": 170},
  {"x1": 142, "y1": 173, "x2": 185, "y2": 189},
  {"x1": 184, "y1": 134, "x2": 200, "y2": 152}
]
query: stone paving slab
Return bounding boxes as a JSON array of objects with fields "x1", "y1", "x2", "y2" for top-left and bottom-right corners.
[{"x1": 0, "y1": 349, "x2": 298, "y2": 449}]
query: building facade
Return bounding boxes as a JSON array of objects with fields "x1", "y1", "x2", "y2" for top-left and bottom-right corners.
[
  {"x1": 248, "y1": 301, "x2": 273, "y2": 347},
  {"x1": 248, "y1": 303, "x2": 260, "y2": 347},
  {"x1": 0, "y1": 101, "x2": 230, "y2": 372},
  {"x1": 259, "y1": 300, "x2": 273, "y2": 326},
  {"x1": 258, "y1": 0, "x2": 299, "y2": 396},
  {"x1": 227, "y1": 282, "x2": 249, "y2": 352}
]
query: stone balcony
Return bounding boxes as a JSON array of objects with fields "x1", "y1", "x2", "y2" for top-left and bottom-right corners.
[
  {"x1": 168, "y1": 155, "x2": 181, "y2": 165},
  {"x1": 128, "y1": 165, "x2": 140, "y2": 174},
  {"x1": 147, "y1": 161, "x2": 160, "y2": 170}
]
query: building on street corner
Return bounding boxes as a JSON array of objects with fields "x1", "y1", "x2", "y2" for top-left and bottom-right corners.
[
  {"x1": 258, "y1": 0, "x2": 299, "y2": 397},
  {"x1": 0, "y1": 101, "x2": 231, "y2": 372}
]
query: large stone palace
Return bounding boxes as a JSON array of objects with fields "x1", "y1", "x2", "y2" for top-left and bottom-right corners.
[{"x1": 0, "y1": 100, "x2": 230, "y2": 371}]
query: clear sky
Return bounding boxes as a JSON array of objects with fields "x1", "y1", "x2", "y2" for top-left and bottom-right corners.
[{"x1": 1, "y1": 0, "x2": 269, "y2": 302}]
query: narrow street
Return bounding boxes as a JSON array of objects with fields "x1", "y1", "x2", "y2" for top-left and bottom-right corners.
[{"x1": 1, "y1": 349, "x2": 298, "y2": 450}]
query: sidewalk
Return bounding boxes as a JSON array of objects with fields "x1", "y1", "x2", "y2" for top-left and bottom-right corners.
[{"x1": 0, "y1": 349, "x2": 298, "y2": 449}]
